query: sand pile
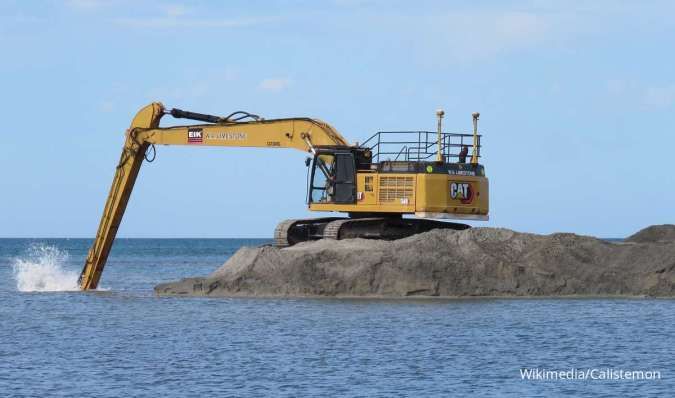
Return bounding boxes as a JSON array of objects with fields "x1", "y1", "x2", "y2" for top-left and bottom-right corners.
[
  {"x1": 626, "y1": 224, "x2": 675, "y2": 243},
  {"x1": 155, "y1": 225, "x2": 675, "y2": 298}
]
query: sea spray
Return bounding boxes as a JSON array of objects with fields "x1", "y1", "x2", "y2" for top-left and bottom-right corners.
[{"x1": 12, "y1": 244, "x2": 79, "y2": 292}]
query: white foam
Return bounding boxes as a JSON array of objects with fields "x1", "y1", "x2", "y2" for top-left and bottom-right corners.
[{"x1": 12, "y1": 244, "x2": 80, "y2": 292}]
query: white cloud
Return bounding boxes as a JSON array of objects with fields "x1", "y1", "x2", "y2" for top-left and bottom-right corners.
[
  {"x1": 332, "y1": 0, "x2": 380, "y2": 6},
  {"x1": 98, "y1": 100, "x2": 115, "y2": 113},
  {"x1": 603, "y1": 80, "x2": 675, "y2": 109},
  {"x1": 603, "y1": 79, "x2": 675, "y2": 108},
  {"x1": 164, "y1": 4, "x2": 188, "y2": 18},
  {"x1": 409, "y1": 10, "x2": 554, "y2": 63},
  {"x1": 258, "y1": 78, "x2": 291, "y2": 92},
  {"x1": 643, "y1": 86, "x2": 675, "y2": 108},
  {"x1": 345, "y1": 2, "x2": 675, "y2": 65},
  {"x1": 63, "y1": 1, "x2": 281, "y2": 28},
  {"x1": 115, "y1": 14, "x2": 278, "y2": 29},
  {"x1": 65, "y1": 0, "x2": 110, "y2": 10},
  {"x1": 144, "y1": 68, "x2": 239, "y2": 103},
  {"x1": 494, "y1": 11, "x2": 548, "y2": 42},
  {"x1": 606, "y1": 80, "x2": 627, "y2": 96}
]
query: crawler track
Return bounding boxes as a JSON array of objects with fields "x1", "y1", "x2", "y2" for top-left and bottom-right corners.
[{"x1": 274, "y1": 217, "x2": 469, "y2": 247}]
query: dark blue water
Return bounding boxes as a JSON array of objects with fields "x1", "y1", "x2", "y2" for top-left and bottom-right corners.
[{"x1": 1, "y1": 239, "x2": 673, "y2": 397}]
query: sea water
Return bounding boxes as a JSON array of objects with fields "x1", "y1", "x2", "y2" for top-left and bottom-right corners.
[{"x1": 0, "y1": 238, "x2": 673, "y2": 397}]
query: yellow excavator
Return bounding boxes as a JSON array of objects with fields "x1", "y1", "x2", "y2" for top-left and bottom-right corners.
[{"x1": 79, "y1": 102, "x2": 489, "y2": 290}]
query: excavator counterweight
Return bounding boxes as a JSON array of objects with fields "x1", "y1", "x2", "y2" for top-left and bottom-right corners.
[{"x1": 79, "y1": 103, "x2": 488, "y2": 290}]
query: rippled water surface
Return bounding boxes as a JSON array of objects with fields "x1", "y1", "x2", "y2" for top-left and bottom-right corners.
[{"x1": 1, "y1": 238, "x2": 673, "y2": 397}]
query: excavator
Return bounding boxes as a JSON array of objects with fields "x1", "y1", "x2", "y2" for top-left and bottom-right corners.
[{"x1": 78, "y1": 102, "x2": 489, "y2": 290}]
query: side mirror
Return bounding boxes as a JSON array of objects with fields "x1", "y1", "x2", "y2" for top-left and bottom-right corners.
[{"x1": 305, "y1": 157, "x2": 311, "y2": 167}]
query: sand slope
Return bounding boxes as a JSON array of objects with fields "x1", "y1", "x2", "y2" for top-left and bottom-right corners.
[{"x1": 155, "y1": 225, "x2": 675, "y2": 298}]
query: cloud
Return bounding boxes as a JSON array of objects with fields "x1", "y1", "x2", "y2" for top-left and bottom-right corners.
[
  {"x1": 164, "y1": 4, "x2": 188, "y2": 18},
  {"x1": 603, "y1": 79, "x2": 675, "y2": 109},
  {"x1": 258, "y1": 78, "x2": 291, "y2": 92},
  {"x1": 98, "y1": 100, "x2": 115, "y2": 113},
  {"x1": 65, "y1": 0, "x2": 111, "y2": 10},
  {"x1": 643, "y1": 86, "x2": 675, "y2": 108},
  {"x1": 63, "y1": 1, "x2": 281, "y2": 28},
  {"x1": 0, "y1": 14, "x2": 42, "y2": 24},
  {"x1": 143, "y1": 68, "x2": 239, "y2": 103},
  {"x1": 606, "y1": 80, "x2": 628, "y2": 96},
  {"x1": 332, "y1": 0, "x2": 381, "y2": 6},
  {"x1": 337, "y1": 2, "x2": 675, "y2": 65},
  {"x1": 603, "y1": 78, "x2": 675, "y2": 108},
  {"x1": 494, "y1": 11, "x2": 548, "y2": 42},
  {"x1": 401, "y1": 10, "x2": 554, "y2": 63},
  {"x1": 115, "y1": 3, "x2": 279, "y2": 30},
  {"x1": 115, "y1": 15, "x2": 277, "y2": 28}
]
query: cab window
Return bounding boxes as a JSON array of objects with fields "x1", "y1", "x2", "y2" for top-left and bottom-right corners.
[{"x1": 309, "y1": 154, "x2": 335, "y2": 203}]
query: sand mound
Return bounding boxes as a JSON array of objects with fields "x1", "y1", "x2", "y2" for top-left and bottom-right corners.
[
  {"x1": 155, "y1": 227, "x2": 675, "y2": 298},
  {"x1": 626, "y1": 224, "x2": 675, "y2": 243}
]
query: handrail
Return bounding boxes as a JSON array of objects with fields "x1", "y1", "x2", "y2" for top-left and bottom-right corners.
[
  {"x1": 394, "y1": 145, "x2": 408, "y2": 160},
  {"x1": 361, "y1": 131, "x2": 481, "y2": 163}
]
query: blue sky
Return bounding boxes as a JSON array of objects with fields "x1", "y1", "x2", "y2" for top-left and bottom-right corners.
[{"x1": 1, "y1": 0, "x2": 673, "y2": 238}]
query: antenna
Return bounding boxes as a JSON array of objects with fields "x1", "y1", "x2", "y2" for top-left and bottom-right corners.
[
  {"x1": 471, "y1": 112, "x2": 480, "y2": 164},
  {"x1": 436, "y1": 109, "x2": 445, "y2": 162}
]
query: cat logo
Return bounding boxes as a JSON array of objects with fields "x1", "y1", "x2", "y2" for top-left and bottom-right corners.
[{"x1": 450, "y1": 182, "x2": 474, "y2": 204}]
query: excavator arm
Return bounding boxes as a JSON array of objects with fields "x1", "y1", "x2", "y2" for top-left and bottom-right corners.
[{"x1": 79, "y1": 102, "x2": 349, "y2": 290}]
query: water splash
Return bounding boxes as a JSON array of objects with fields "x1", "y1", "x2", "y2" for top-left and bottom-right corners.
[{"x1": 12, "y1": 244, "x2": 80, "y2": 292}]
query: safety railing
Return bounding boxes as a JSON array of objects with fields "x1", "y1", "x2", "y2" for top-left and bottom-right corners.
[{"x1": 360, "y1": 131, "x2": 481, "y2": 163}]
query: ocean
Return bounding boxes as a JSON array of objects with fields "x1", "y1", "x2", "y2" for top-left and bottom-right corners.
[{"x1": 1, "y1": 238, "x2": 673, "y2": 397}]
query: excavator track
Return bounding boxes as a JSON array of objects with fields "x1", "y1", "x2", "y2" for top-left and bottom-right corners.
[
  {"x1": 274, "y1": 219, "x2": 299, "y2": 247},
  {"x1": 275, "y1": 217, "x2": 470, "y2": 247},
  {"x1": 323, "y1": 218, "x2": 388, "y2": 240},
  {"x1": 274, "y1": 217, "x2": 343, "y2": 247}
]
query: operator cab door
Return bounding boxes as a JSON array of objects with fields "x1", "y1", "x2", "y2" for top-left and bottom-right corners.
[
  {"x1": 309, "y1": 151, "x2": 356, "y2": 204},
  {"x1": 333, "y1": 152, "x2": 356, "y2": 204}
]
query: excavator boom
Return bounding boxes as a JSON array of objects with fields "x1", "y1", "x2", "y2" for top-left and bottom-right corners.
[{"x1": 78, "y1": 102, "x2": 350, "y2": 290}]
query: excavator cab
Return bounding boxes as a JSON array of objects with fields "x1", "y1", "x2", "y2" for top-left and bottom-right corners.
[{"x1": 308, "y1": 148, "x2": 373, "y2": 205}]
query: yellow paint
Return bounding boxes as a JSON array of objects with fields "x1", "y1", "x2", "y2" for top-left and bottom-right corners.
[
  {"x1": 310, "y1": 172, "x2": 488, "y2": 216},
  {"x1": 415, "y1": 173, "x2": 489, "y2": 215}
]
